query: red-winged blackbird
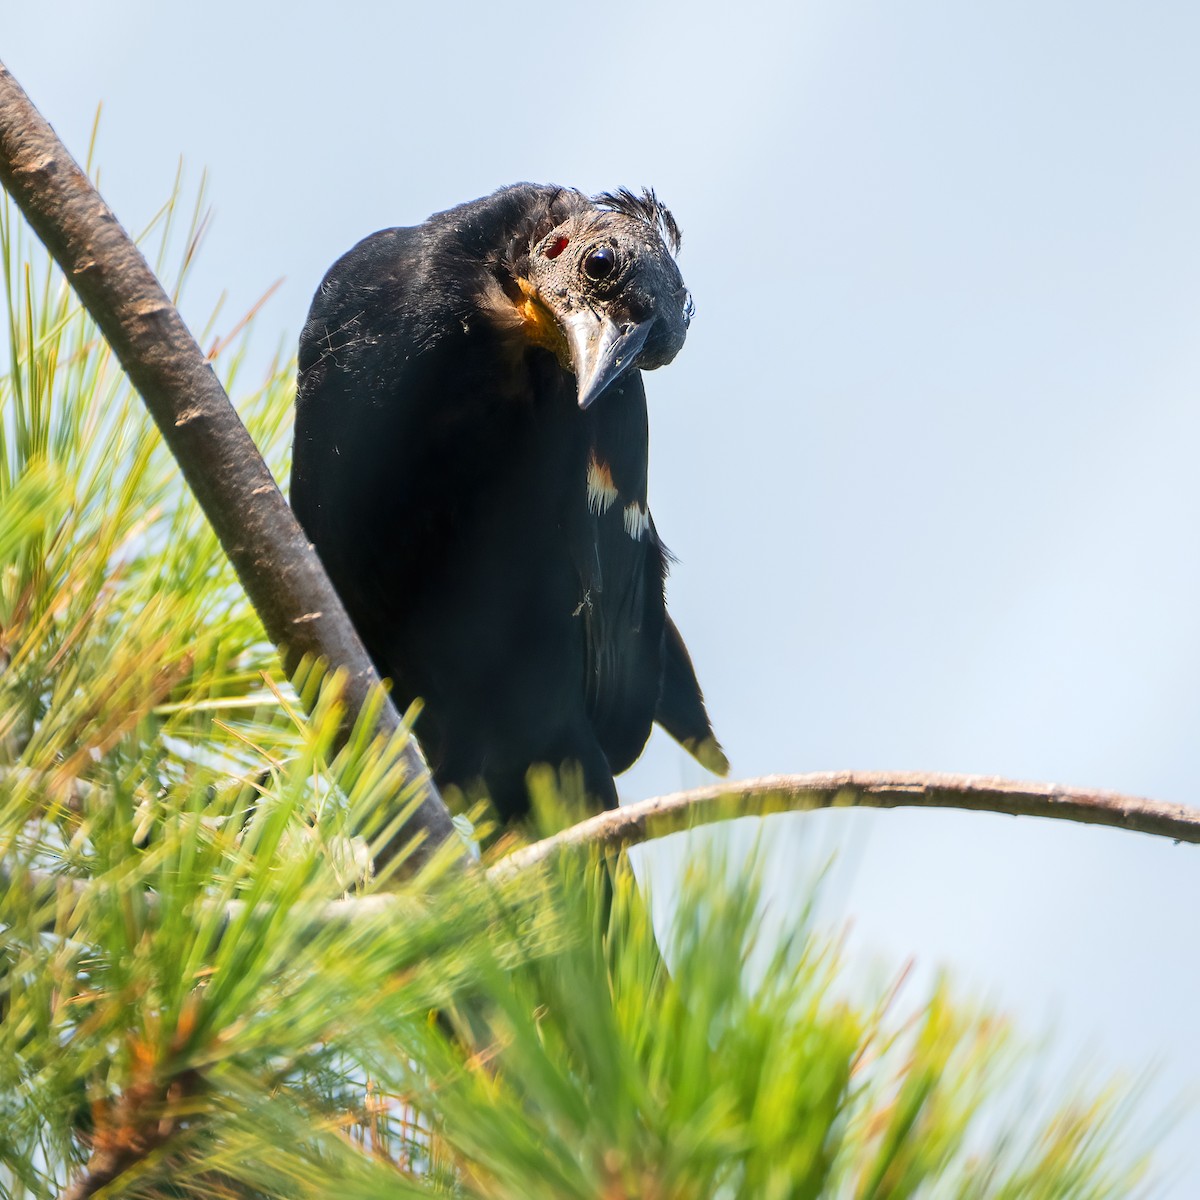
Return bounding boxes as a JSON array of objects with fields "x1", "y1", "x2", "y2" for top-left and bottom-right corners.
[{"x1": 291, "y1": 184, "x2": 726, "y2": 821}]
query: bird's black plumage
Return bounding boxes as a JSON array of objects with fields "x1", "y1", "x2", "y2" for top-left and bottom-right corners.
[{"x1": 291, "y1": 183, "x2": 726, "y2": 821}]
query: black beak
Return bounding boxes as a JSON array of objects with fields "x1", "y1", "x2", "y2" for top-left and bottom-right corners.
[{"x1": 561, "y1": 310, "x2": 653, "y2": 409}]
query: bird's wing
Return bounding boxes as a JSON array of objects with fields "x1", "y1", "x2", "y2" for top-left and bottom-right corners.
[
  {"x1": 576, "y1": 374, "x2": 659, "y2": 773},
  {"x1": 578, "y1": 375, "x2": 725, "y2": 776}
]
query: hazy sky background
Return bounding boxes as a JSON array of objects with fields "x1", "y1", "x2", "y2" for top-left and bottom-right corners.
[{"x1": 9, "y1": 1, "x2": 1200, "y2": 1189}]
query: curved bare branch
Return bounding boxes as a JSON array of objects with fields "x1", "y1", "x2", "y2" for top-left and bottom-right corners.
[
  {"x1": 489, "y1": 771, "x2": 1200, "y2": 880},
  {"x1": 9, "y1": 771, "x2": 1197, "y2": 930}
]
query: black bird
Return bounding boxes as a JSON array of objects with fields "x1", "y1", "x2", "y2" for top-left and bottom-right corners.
[{"x1": 291, "y1": 184, "x2": 726, "y2": 821}]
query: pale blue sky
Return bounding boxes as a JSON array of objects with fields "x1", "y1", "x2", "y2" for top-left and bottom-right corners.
[{"x1": 9, "y1": 1, "x2": 1200, "y2": 1189}]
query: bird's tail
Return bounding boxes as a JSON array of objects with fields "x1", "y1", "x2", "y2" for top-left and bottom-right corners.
[{"x1": 655, "y1": 615, "x2": 729, "y2": 776}]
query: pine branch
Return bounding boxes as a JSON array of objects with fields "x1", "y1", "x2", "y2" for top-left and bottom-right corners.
[
  {"x1": 55, "y1": 1071, "x2": 204, "y2": 1200},
  {"x1": 0, "y1": 60, "x2": 456, "y2": 867},
  {"x1": 489, "y1": 770, "x2": 1200, "y2": 879}
]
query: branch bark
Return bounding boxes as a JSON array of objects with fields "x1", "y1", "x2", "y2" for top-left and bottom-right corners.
[
  {"x1": 0, "y1": 61, "x2": 456, "y2": 867},
  {"x1": 488, "y1": 771, "x2": 1200, "y2": 880}
]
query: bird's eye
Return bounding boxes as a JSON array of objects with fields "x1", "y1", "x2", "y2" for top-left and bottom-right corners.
[{"x1": 582, "y1": 245, "x2": 618, "y2": 282}]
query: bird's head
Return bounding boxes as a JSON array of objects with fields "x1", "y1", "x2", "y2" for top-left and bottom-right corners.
[{"x1": 517, "y1": 190, "x2": 692, "y2": 409}]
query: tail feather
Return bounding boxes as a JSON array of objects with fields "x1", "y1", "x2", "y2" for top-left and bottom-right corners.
[{"x1": 655, "y1": 615, "x2": 729, "y2": 776}]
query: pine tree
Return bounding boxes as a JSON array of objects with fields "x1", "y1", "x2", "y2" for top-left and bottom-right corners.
[{"x1": 0, "y1": 171, "x2": 1153, "y2": 1199}]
